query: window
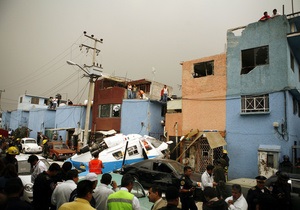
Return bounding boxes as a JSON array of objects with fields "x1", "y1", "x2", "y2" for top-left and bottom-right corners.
[
  {"x1": 241, "y1": 46, "x2": 269, "y2": 74},
  {"x1": 112, "y1": 151, "x2": 123, "y2": 160},
  {"x1": 99, "y1": 104, "x2": 121, "y2": 118},
  {"x1": 290, "y1": 53, "x2": 294, "y2": 72},
  {"x1": 31, "y1": 97, "x2": 39, "y2": 105},
  {"x1": 19, "y1": 97, "x2": 23, "y2": 103},
  {"x1": 241, "y1": 94, "x2": 269, "y2": 113},
  {"x1": 293, "y1": 97, "x2": 298, "y2": 115},
  {"x1": 267, "y1": 154, "x2": 274, "y2": 168},
  {"x1": 128, "y1": 145, "x2": 139, "y2": 156},
  {"x1": 193, "y1": 60, "x2": 214, "y2": 78},
  {"x1": 298, "y1": 102, "x2": 300, "y2": 118}
]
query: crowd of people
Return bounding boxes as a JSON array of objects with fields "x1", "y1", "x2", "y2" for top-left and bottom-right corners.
[
  {"x1": 0, "y1": 141, "x2": 297, "y2": 210},
  {"x1": 127, "y1": 83, "x2": 169, "y2": 101}
]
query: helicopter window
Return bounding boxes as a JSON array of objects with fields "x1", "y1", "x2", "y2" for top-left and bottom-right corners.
[
  {"x1": 142, "y1": 140, "x2": 152, "y2": 151},
  {"x1": 128, "y1": 145, "x2": 139, "y2": 156},
  {"x1": 112, "y1": 151, "x2": 123, "y2": 160}
]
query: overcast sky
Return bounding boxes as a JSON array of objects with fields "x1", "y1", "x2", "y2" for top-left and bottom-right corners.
[{"x1": 0, "y1": 0, "x2": 299, "y2": 111}]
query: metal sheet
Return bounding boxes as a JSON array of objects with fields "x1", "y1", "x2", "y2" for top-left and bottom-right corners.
[{"x1": 204, "y1": 132, "x2": 227, "y2": 149}]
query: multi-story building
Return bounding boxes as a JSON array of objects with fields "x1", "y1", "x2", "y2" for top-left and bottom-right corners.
[
  {"x1": 226, "y1": 14, "x2": 300, "y2": 179},
  {"x1": 165, "y1": 53, "x2": 227, "y2": 173}
]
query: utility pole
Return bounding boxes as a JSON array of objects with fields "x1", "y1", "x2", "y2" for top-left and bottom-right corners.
[
  {"x1": 0, "y1": 89, "x2": 5, "y2": 111},
  {"x1": 80, "y1": 31, "x2": 103, "y2": 146}
]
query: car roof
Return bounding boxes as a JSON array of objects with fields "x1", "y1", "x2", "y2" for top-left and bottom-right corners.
[
  {"x1": 21, "y1": 138, "x2": 36, "y2": 140},
  {"x1": 16, "y1": 153, "x2": 46, "y2": 161}
]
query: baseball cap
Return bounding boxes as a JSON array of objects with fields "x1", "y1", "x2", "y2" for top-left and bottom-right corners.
[{"x1": 85, "y1": 173, "x2": 98, "y2": 182}]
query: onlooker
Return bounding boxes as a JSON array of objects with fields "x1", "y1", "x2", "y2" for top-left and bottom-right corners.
[
  {"x1": 32, "y1": 163, "x2": 61, "y2": 210},
  {"x1": 107, "y1": 174, "x2": 140, "y2": 210},
  {"x1": 93, "y1": 173, "x2": 117, "y2": 210},
  {"x1": 203, "y1": 187, "x2": 227, "y2": 210},
  {"x1": 51, "y1": 169, "x2": 79, "y2": 209},
  {"x1": 4, "y1": 177, "x2": 33, "y2": 210},
  {"x1": 247, "y1": 175, "x2": 275, "y2": 210},
  {"x1": 69, "y1": 172, "x2": 98, "y2": 208},
  {"x1": 42, "y1": 139, "x2": 50, "y2": 158},
  {"x1": 27, "y1": 154, "x2": 48, "y2": 183},
  {"x1": 55, "y1": 161, "x2": 72, "y2": 182},
  {"x1": 272, "y1": 9, "x2": 281, "y2": 18},
  {"x1": 89, "y1": 152, "x2": 104, "y2": 174},
  {"x1": 179, "y1": 166, "x2": 197, "y2": 210},
  {"x1": 127, "y1": 83, "x2": 133, "y2": 99},
  {"x1": 213, "y1": 160, "x2": 226, "y2": 199},
  {"x1": 58, "y1": 180, "x2": 95, "y2": 210},
  {"x1": 0, "y1": 163, "x2": 18, "y2": 191},
  {"x1": 225, "y1": 184, "x2": 248, "y2": 210},
  {"x1": 148, "y1": 184, "x2": 167, "y2": 210},
  {"x1": 279, "y1": 155, "x2": 293, "y2": 173},
  {"x1": 201, "y1": 165, "x2": 217, "y2": 190},
  {"x1": 269, "y1": 172, "x2": 292, "y2": 210},
  {"x1": 67, "y1": 99, "x2": 73, "y2": 105},
  {"x1": 132, "y1": 85, "x2": 137, "y2": 99},
  {"x1": 1, "y1": 146, "x2": 19, "y2": 173},
  {"x1": 259, "y1": 11, "x2": 271, "y2": 21},
  {"x1": 158, "y1": 186, "x2": 181, "y2": 210},
  {"x1": 162, "y1": 85, "x2": 169, "y2": 102}
]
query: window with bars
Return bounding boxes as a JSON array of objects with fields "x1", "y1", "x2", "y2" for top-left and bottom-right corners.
[
  {"x1": 31, "y1": 97, "x2": 39, "y2": 105},
  {"x1": 241, "y1": 94, "x2": 269, "y2": 113},
  {"x1": 98, "y1": 104, "x2": 122, "y2": 118}
]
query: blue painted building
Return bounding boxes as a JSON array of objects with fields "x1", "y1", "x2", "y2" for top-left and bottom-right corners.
[
  {"x1": 226, "y1": 15, "x2": 300, "y2": 179},
  {"x1": 121, "y1": 99, "x2": 165, "y2": 139}
]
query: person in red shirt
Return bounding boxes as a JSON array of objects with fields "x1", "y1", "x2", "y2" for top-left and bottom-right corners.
[
  {"x1": 259, "y1": 11, "x2": 270, "y2": 21},
  {"x1": 89, "y1": 152, "x2": 104, "y2": 174}
]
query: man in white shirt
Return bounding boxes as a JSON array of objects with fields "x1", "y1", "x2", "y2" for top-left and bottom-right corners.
[
  {"x1": 94, "y1": 173, "x2": 117, "y2": 210},
  {"x1": 225, "y1": 184, "x2": 248, "y2": 210},
  {"x1": 201, "y1": 164, "x2": 217, "y2": 190},
  {"x1": 51, "y1": 169, "x2": 79, "y2": 209},
  {"x1": 27, "y1": 154, "x2": 48, "y2": 183}
]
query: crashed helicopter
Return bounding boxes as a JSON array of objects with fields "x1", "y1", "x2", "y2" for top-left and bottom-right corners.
[{"x1": 67, "y1": 131, "x2": 170, "y2": 174}]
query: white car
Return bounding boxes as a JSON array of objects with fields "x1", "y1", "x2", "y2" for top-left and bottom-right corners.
[
  {"x1": 21, "y1": 138, "x2": 42, "y2": 154},
  {"x1": 17, "y1": 154, "x2": 50, "y2": 203}
]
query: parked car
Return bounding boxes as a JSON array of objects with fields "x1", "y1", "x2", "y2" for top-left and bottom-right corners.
[
  {"x1": 17, "y1": 154, "x2": 50, "y2": 203},
  {"x1": 225, "y1": 173, "x2": 300, "y2": 208},
  {"x1": 21, "y1": 138, "x2": 42, "y2": 154},
  {"x1": 118, "y1": 158, "x2": 202, "y2": 191},
  {"x1": 48, "y1": 142, "x2": 75, "y2": 161},
  {"x1": 79, "y1": 172, "x2": 152, "y2": 210}
]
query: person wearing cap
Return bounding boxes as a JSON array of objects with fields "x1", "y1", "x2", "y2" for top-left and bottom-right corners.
[
  {"x1": 27, "y1": 154, "x2": 48, "y2": 183},
  {"x1": 158, "y1": 186, "x2": 181, "y2": 210},
  {"x1": 179, "y1": 166, "x2": 198, "y2": 210},
  {"x1": 59, "y1": 180, "x2": 95, "y2": 210},
  {"x1": 94, "y1": 173, "x2": 117, "y2": 210},
  {"x1": 51, "y1": 169, "x2": 79, "y2": 209},
  {"x1": 2, "y1": 146, "x2": 19, "y2": 173},
  {"x1": 107, "y1": 174, "x2": 140, "y2": 210},
  {"x1": 247, "y1": 175, "x2": 275, "y2": 210},
  {"x1": 69, "y1": 172, "x2": 98, "y2": 208},
  {"x1": 269, "y1": 171, "x2": 292, "y2": 210},
  {"x1": 42, "y1": 139, "x2": 50, "y2": 158}
]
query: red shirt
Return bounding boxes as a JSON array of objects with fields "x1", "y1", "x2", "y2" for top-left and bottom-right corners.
[{"x1": 89, "y1": 158, "x2": 104, "y2": 174}]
